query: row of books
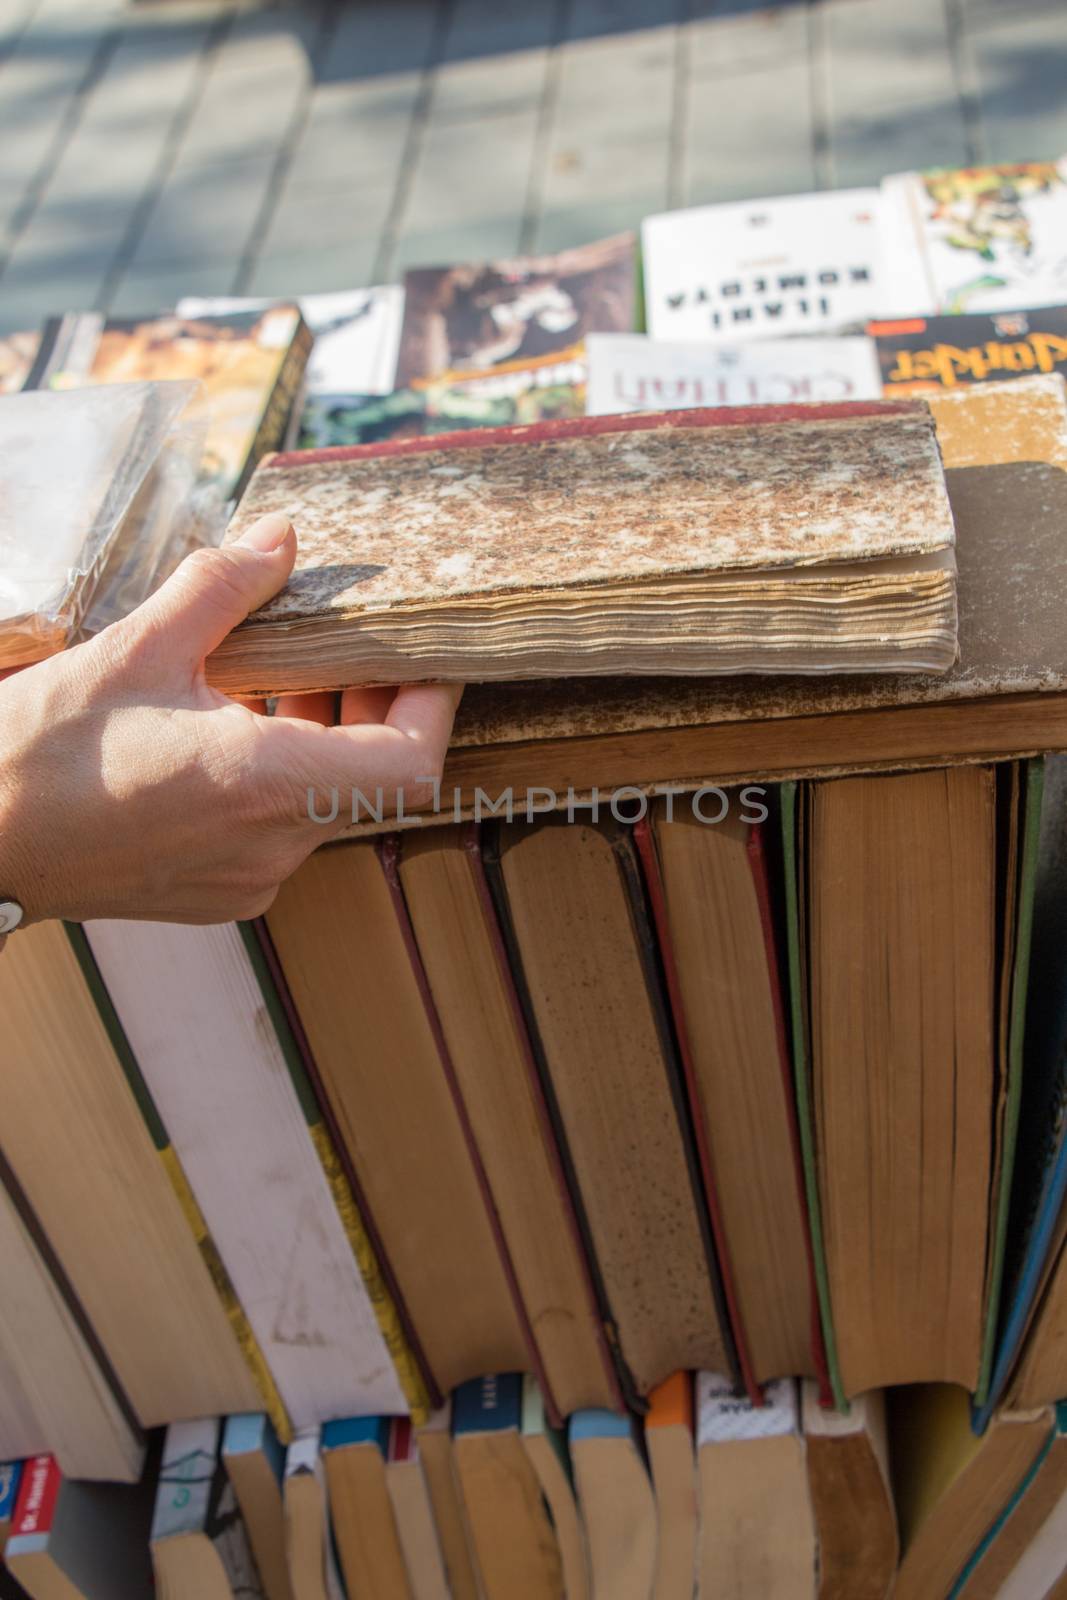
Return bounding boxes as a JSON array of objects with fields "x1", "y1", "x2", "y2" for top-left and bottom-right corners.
[{"x1": 11, "y1": 1370, "x2": 1067, "y2": 1600}]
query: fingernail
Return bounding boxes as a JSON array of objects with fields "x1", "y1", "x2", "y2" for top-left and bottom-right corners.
[{"x1": 237, "y1": 512, "x2": 293, "y2": 552}]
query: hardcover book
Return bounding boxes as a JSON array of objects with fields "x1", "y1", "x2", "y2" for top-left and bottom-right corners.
[
  {"x1": 395, "y1": 233, "x2": 635, "y2": 384},
  {"x1": 880, "y1": 157, "x2": 1067, "y2": 316},
  {"x1": 587, "y1": 331, "x2": 882, "y2": 414},
  {"x1": 871, "y1": 306, "x2": 1067, "y2": 394},
  {"x1": 207, "y1": 401, "x2": 958, "y2": 695},
  {"x1": 801, "y1": 1383, "x2": 897, "y2": 1600},
  {"x1": 642, "y1": 189, "x2": 884, "y2": 342}
]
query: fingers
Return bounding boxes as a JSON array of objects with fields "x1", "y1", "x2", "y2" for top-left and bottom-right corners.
[
  {"x1": 121, "y1": 514, "x2": 297, "y2": 673},
  {"x1": 385, "y1": 682, "x2": 464, "y2": 751},
  {"x1": 340, "y1": 685, "x2": 396, "y2": 725},
  {"x1": 275, "y1": 691, "x2": 336, "y2": 726}
]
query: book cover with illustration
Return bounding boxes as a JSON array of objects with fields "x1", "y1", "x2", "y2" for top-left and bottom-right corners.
[
  {"x1": 33, "y1": 305, "x2": 312, "y2": 500},
  {"x1": 870, "y1": 306, "x2": 1067, "y2": 393},
  {"x1": 587, "y1": 331, "x2": 882, "y2": 414},
  {"x1": 642, "y1": 188, "x2": 884, "y2": 342},
  {"x1": 396, "y1": 232, "x2": 634, "y2": 385},
  {"x1": 881, "y1": 158, "x2": 1067, "y2": 315}
]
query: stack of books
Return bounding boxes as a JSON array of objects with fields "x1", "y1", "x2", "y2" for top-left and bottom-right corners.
[{"x1": 6, "y1": 155, "x2": 1067, "y2": 1598}]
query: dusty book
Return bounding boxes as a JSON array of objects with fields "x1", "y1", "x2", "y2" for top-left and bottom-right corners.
[{"x1": 207, "y1": 401, "x2": 958, "y2": 695}]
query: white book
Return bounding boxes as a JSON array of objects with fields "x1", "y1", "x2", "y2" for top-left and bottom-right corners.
[
  {"x1": 177, "y1": 286, "x2": 405, "y2": 396},
  {"x1": 586, "y1": 330, "x2": 883, "y2": 415},
  {"x1": 84, "y1": 920, "x2": 408, "y2": 1427},
  {"x1": 152, "y1": 1418, "x2": 264, "y2": 1598},
  {"x1": 880, "y1": 156, "x2": 1067, "y2": 317},
  {"x1": 642, "y1": 189, "x2": 884, "y2": 343},
  {"x1": 695, "y1": 1373, "x2": 798, "y2": 1445}
]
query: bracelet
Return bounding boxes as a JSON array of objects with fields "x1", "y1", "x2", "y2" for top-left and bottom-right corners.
[{"x1": 0, "y1": 899, "x2": 24, "y2": 934}]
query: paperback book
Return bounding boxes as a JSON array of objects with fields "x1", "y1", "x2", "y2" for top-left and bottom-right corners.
[{"x1": 870, "y1": 306, "x2": 1067, "y2": 393}]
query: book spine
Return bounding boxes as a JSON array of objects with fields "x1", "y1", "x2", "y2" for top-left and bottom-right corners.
[
  {"x1": 746, "y1": 821, "x2": 832, "y2": 1405},
  {"x1": 453, "y1": 1374, "x2": 524, "y2": 1436},
  {"x1": 608, "y1": 820, "x2": 742, "y2": 1395},
  {"x1": 242, "y1": 918, "x2": 435, "y2": 1421},
  {"x1": 10, "y1": 1456, "x2": 60, "y2": 1541},
  {"x1": 462, "y1": 824, "x2": 624, "y2": 1426},
  {"x1": 237, "y1": 312, "x2": 313, "y2": 499},
  {"x1": 481, "y1": 823, "x2": 643, "y2": 1411},
  {"x1": 632, "y1": 815, "x2": 759, "y2": 1405},
  {"x1": 377, "y1": 836, "x2": 553, "y2": 1414},
  {"x1": 780, "y1": 785, "x2": 846, "y2": 1409},
  {"x1": 63, "y1": 923, "x2": 293, "y2": 1443}
]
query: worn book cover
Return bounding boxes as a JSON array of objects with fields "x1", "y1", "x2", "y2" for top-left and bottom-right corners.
[
  {"x1": 396, "y1": 233, "x2": 635, "y2": 384},
  {"x1": 33, "y1": 305, "x2": 312, "y2": 500},
  {"x1": 871, "y1": 306, "x2": 1067, "y2": 393},
  {"x1": 587, "y1": 330, "x2": 882, "y2": 414},
  {"x1": 642, "y1": 189, "x2": 884, "y2": 342},
  {"x1": 209, "y1": 401, "x2": 957, "y2": 694},
  {"x1": 880, "y1": 158, "x2": 1067, "y2": 316}
]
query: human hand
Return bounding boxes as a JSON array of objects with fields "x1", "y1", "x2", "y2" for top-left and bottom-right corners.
[{"x1": 0, "y1": 513, "x2": 461, "y2": 927}]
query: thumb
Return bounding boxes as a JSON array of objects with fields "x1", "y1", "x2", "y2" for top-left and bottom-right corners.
[{"x1": 125, "y1": 512, "x2": 296, "y2": 671}]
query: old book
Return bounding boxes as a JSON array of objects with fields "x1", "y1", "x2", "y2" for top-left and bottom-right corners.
[
  {"x1": 33, "y1": 305, "x2": 312, "y2": 500},
  {"x1": 799, "y1": 763, "x2": 1026, "y2": 1395},
  {"x1": 801, "y1": 1385, "x2": 897, "y2": 1600},
  {"x1": 384, "y1": 1419, "x2": 451, "y2": 1600},
  {"x1": 0, "y1": 920, "x2": 257, "y2": 1425},
  {"x1": 484, "y1": 816, "x2": 736, "y2": 1399},
  {"x1": 5, "y1": 1454, "x2": 156, "y2": 1600},
  {"x1": 695, "y1": 1374, "x2": 816, "y2": 1600},
  {"x1": 266, "y1": 841, "x2": 532, "y2": 1397},
  {"x1": 587, "y1": 331, "x2": 882, "y2": 414},
  {"x1": 983, "y1": 758, "x2": 1067, "y2": 1418},
  {"x1": 397, "y1": 824, "x2": 620, "y2": 1418},
  {"x1": 433, "y1": 374, "x2": 1067, "y2": 817},
  {"x1": 222, "y1": 1415, "x2": 293, "y2": 1600},
  {"x1": 83, "y1": 918, "x2": 414, "y2": 1428},
  {"x1": 642, "y1": 189, "x2": 885, "y2": 342},
  {"x1": 452, "y1": 1375, "x2": 563, "y2": 1600},
  {"x1": 645, "y1": 1374, "x2": 697, "y2": 1600},
  {"x1": 870, "y1": 306, "x2": 1067, "y2": 393},
  {"x1": 569, "y1": 1410, "x2": 656, "y2": 1600},
  {"x1": 150, "y1": 1418, "x2": 262, "y2": 1600},
  {"x1": 952, "y1": 1403, "x2": 1067, "y2": 1598},
  {"x1": 208, "y1": 402, "x2": 958, "y2": 694},
  {"x1": 520, "y1": 1378, "x2": 589, "y2": 1600},
  {"x1": 880, "y1": 158, "x2": 1067, "y2": 316},
  {"x1": 890, "y1": 1386, "x2": 1052, "y2": 1600},
  {"x1": 0, "y1": 1167, "x2": 144, "y2": 1482},
  {"x1": 637, "y1": 795, "x2": 823, "y2": 1390},
  {"x1": 414, "y1": 1404, "x2": 481, "y2": 1600},
  {"x1": 283, "y1": 1431, "x2": 344, "y2": 1600},
  {"x1": 396, "y1": 234, "x2": 634, "y2": 384},
  {"x1": 321, "y1": 1418, "x2": 410, "y2": 1600}
]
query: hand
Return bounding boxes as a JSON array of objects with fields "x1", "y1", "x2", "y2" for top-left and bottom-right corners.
[{"x1": 0, "y1": 513, "x2": 461, "y2": 927}]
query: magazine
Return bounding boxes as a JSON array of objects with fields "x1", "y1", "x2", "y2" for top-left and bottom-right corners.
[{"x1": 870, "y1": 306, "x2": 1067, "y2": 392}]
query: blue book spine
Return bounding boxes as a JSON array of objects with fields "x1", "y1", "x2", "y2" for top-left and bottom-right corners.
[
  {"x1": 222, "y1": 1414, "x2": 285, "y2": 1484},
  {"x1": 322, "y1": 1417, "x2": 391, "y2": 1457},
  {"x1": 569, "y1": 1409, "x2": 634, "y2": 1444},
  {"x1": 452, "y1": 1375, "x2": 524, "y2": 1435},
  {"x1": 0, "y1": 1460, "x2": 22, "y2": 1522}
]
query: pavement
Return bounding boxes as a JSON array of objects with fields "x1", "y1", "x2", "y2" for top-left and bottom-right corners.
[{"x1": 0, "y1": 0, "x2": 1065, "y2": 334}]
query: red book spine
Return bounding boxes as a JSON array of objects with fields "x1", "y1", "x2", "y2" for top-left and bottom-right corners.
[
  {"x1": 11, "y1": 1456, "x2": 60, "y2": 1539},
  {"x1": 266, "y1": 397, "x2": 924, "y2": 469},
  {"x1": 633, "y1": 817, "x2": 761, "y2": 1406}
]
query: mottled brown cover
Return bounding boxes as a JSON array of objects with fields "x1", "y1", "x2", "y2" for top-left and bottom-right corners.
[
  {"x1": 222, "y1": 403, "x2": 952, "y2": 626},
  {"x1": 449, "y1": 376, "x2": 1067, "y2": 748}
]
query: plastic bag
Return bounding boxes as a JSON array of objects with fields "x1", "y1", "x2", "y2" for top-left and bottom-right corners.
[
  {"x1": 78, "y1": 416, "x2": 227, "y2": 639},
  {"x1": 0, "y1": 379, "x2": 195, "y2": 668}
]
